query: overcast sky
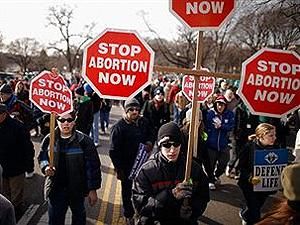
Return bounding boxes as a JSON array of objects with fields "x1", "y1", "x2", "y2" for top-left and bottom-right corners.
[{"x1": 0, "y1": 0, "x2": 181, "y2": 45}]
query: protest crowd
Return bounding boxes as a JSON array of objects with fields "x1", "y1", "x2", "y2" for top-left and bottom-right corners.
[{"x1": 0, "y1": 72, "x2": 299, "y2": 225}]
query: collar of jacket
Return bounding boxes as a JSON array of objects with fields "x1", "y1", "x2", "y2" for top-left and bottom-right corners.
[
  {"x1": 54, "y1": 127, "x2": 77, "y2": 144},
  {"x1": 122, "y1": 114, "x2": 140, "y2": 125},
  {"x1": 254, "y1": 139, "x2": 278, "y2": 149},
  {"x1": 157, "y1": 151, "x2": 185, "y2": 166}
]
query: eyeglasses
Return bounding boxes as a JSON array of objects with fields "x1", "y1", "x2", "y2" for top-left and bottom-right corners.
[
  {"x1": 57, "y1": 118, "x2": 74, "y2": 123},
  {"x1": 161, "y1": 142, "x2": 181, "y2": 148},
  {"x1": 128, "y1": 107, "x2": 140, "y2": 112}
]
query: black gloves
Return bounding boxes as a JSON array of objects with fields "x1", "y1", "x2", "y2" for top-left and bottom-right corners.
[
  {"x1": 115, "y1": 169, "x2": 126, "y2": 181},
  {"x1": 172, "y1": 182, "x2": 193, "y2": 200},
  {"x1": 180, "y1": 204, "x2": 192, "y2": 220},
  {"x1": 172, "y1": 182, "x2": 193, "y2": 219}
]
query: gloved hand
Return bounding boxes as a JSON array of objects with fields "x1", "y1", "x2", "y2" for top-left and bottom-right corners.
[
  {"x1": 44, "y1": 166, "x2": 55, "y2": 176},
  {"x1": 249, "y1": 176, "x2": 261, "y2": 185},
  {"x1": 180, "y1": 204, "x2": 192, "y2": 220},
  {"x1": 172, "y1": 182, "x2": 192, "y2": 200}
]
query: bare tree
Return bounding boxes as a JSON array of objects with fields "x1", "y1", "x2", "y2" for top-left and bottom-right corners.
[
  {"x1": 47, "y1": 4, "x2": 95, "y2": 72},
  {"x1": 0, "y1": 33, "x2": 4, "y2": 70},
  {"x1": 7, "y1": 37, "x2": 40, "y2": 74},
  {"x1": 267, "y1": 8, "x2": 300, "y2": 49},
  {"x1": 254, "y1": 0, "x2": 300, "y2": 32},
  {"x1": 231, "y1": 10, "x2": 271, "y2": 54},
  {"x1": 206, "y1": 22, "x2": 232, "y2": 72},
  {"x1": 0, "y1": 33, "x2": 4, "y2": 51},
  {"x1": 138, "y1": 10, "x2": 198, "y2": 68}
]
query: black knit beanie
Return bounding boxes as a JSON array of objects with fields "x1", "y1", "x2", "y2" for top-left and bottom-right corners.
[
  {"x1": 157, "y1": 122, "x2": 182, "y2": 146},
  {"x1": 124, "y1": 98, "x2": 140, "y2": 112}
]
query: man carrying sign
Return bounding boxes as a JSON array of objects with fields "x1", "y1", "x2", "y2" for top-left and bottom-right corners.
[
  {"x1": 132, "y1": 122, "x2": 209, "y2": 225},
  {"x1": 237, "y1": 123, "x2": 287, "y2": 225},
  {"x1": 38, "y1": 111, "x2": 102, "y2": 225}
]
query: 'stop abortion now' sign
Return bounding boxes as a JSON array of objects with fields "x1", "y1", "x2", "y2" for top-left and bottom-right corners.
[
  {"x1": 238, "y1": 48, "x2": 300, "y2": 118},
  {"x1": 29, "y1": 70, "x2": 73, "y2": 116},
  {"x1": 82, "y1": 28, "x2": 154, "y2": 100}
]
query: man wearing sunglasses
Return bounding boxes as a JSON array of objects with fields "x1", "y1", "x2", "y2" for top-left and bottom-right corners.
[
  {"x1": 38, "y1": 112, "x2": 102, "y2": 225},
  {"x1": 109, "y1": 98, "x2": 155, "y2": 225},
  {"x1": 132, "y1": 122, "x2": 210, "y2": 225}
]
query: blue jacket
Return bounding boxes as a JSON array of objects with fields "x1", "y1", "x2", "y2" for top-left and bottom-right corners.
[
  {"x1": 206, "y1": 109, "x2": 235, "y2": 151},
  {"x1": 38, "y1": 129, "x2": 102, "y2": 199}
]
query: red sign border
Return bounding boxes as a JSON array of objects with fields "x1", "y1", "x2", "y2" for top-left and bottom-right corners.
[
  {"x1": 237, "y1": 48, "x2": 300, "y2": 118},
  {"x1": 169, "y1": 0, "x2": 236, "y2": 30},
  {"x1": 81, "y1": 28, "x2": 155, "y2": 100}
]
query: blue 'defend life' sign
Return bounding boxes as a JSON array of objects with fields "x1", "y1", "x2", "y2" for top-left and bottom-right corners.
[{"x1": 253, "y1": 149, "x2": 288, "y2": 192}]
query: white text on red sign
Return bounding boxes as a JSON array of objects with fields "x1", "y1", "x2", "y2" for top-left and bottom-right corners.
[
  {"x1": 246, "y1": 60, "x2": 300, "y2": 104},
  {"x1": 88, "y1": 43, "x2": 148, "y2": 86},
  {"x1": 32, "y1": 79, "x2": 72, "y2": 111},
  {"x1": 186, "y1": 1, "x2": 224, "y2": 15}
]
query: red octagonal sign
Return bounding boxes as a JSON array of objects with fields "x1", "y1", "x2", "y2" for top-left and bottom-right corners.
[
  {"x1": 182, "y1": 75, "x2": 215, "y2": 102},
  {"x1": 237, "y1": 48, "x2": 300, "y2": 118},
  {"x1": 82, "y1": 28, "x2": 155, "y2": 100},
  {"x1": 29, "y1": 70, "x2": 73, "y2": 116},
  {"x1": 170, "y1": 0, "x2": 236, "y2": 30}
]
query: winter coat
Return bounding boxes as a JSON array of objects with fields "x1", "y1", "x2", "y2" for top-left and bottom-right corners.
[
  {"x1": 206, "y1": 108, "x2": 235, "y2": 151},
  {"x1": 109, "y1": 116, "x2": 155, "y2": 176},
  {"x1": 74, "y1": 96, "x2": 94, "y2": 135},
  {"x1": 38, "y1": 130, "x2": 101, "y2": 199},
  {"x1": 237, "y1": 140, "x2": 278, "y2": 196},
  {"x1": 0, "y1": 194, "x2": 16, "y2": 225},
  {"x1": 142, "y1": 100, "x2": 170, "y2": 138},
  {"x1": 132, "y1": 151, "x2": 210, "y2": 225},
  {"x1": 0, "y1": 115, "x2": 34, "y2": 178}
]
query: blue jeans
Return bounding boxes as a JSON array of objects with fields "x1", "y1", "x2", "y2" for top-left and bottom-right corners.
[
  {"x1": 100, "y1": 111, "x2": 110, "y2": 132},
  {"x1": 91, "y1": 111, "x2": 100, "y2": 144},
  {"x1": 48, "y1": 191, "x2": 86, "y2": 225}
]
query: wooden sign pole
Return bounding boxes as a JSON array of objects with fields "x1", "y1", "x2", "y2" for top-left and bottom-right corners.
[
  {"x1": 49, "y1": 112, "x2": 56, "y2": 167},
  {"x1": 193, "y1": 102, "x2": 200, "y2": 157},
  {"x1": 184, "y1": 31, "x2": 203, "y2": 182}
]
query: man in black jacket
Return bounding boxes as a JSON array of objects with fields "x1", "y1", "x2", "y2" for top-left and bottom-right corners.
[
  {"x1": 132, "y1": 122, "x2": 210, "y2": 225},
  {"x1": 0, "y1": 103, "x2": 35, "y2": 221},
  {"x1": 109, "y1": 98, "x2": 155, "y2": 225}
]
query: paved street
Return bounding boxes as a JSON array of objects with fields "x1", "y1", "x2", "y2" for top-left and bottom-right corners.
[{"x1": 20, "y1": 104, "x2": 284, "y2": 225}]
